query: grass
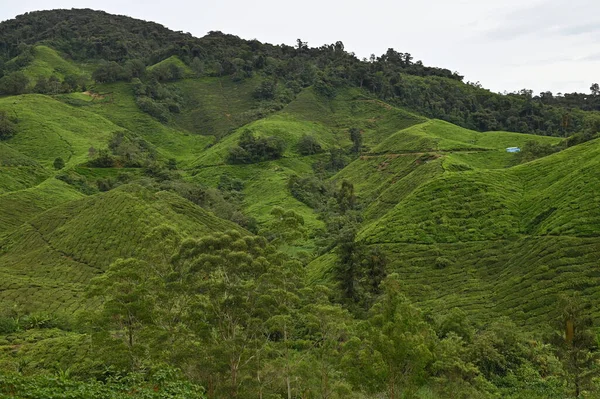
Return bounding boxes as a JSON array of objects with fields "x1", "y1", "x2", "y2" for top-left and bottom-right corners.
[
  {"x1": 191, "y1": 113, "x2": 340, "y2": 166},
  {"x1": 71, "y1": 82, "x2": 214, "y2": 168},
  {"x1": 147, "y1": 55, "x2": 194, "y2": 77},
  {"x1": 0, "y1": 184, "x2": 246, "y2": 313},
  {"x1": 0, "y1": 94, "x2": 121, "y2": 168},
  {"x1": 191, "y1": 156, "x2": 325, "y2": 233},
  {"x1": 0, "y1": 178, "x2": 83, "y2": 239},
  {"x1": 171, "y1": 77, "x2": 263, "y2": 139},
  {"x1": 21, "y1": 46, "x2": 86, "y2": 83}
]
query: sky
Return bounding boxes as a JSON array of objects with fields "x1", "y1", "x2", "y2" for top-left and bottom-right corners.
[{"x1": 1, "y1": 0, "x2": 599, "y2": 94}]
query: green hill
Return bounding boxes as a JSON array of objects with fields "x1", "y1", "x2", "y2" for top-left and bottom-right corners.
[
  {"x1": 0, "y1": 184, "x2": 245, "y2": 312},
  {"x1": 21, "y1": 46, "x2": 86, "y2": 81},
  {"x1": 2, "y1": 8, "x2": 600, "y2": 398}
]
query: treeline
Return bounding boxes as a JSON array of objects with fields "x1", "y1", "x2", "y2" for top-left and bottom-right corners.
[{"x1": 2, "y1": 9, "x2": 600, "y2": 137}]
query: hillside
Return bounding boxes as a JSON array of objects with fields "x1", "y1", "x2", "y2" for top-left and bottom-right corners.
[{"x1": 0, "y1": 8, "x2": 599, "y2": 399}]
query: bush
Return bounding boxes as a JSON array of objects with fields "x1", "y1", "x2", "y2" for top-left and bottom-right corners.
[
  {"x1": 0, "y1": 110, "x2": 17, "y2": 140},
  {"x1": 53, "y1": 157, "x2": 65, "y2": 170},
  {"x1": 227, "y1": 129, "x2": 286, "y2": 164},
  {"x1": 88, "y1": 149, "x2": 116, "y2": 168},
  {"x1": 253, "y1": 79, "x2": 277, "y2": 100},
  {"x1": 92, "y1": 61, "x2": 130, "y2": 83},
  {"x1": 435, "y1": 257, "x2": 453, "y2": 269},
  {"x1": 297, "y1": 134, "x2": 322, "y2": 155},
  {"x1": 0, "y1": 71, "x2": 29, "y2": 95},
  {"x1": 135, "y1": 96, "x2": 170, "y2": 122}
]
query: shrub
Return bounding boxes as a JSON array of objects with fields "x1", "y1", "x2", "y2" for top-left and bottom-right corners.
[
  {"x1": 0, "y1": 110, "x2": 17, "y2": 140},
  {"x1": 227, "y1": 130, "x2": 286, "y2": 164},
  {"x1": 53, "y1": 157, "x2": 65, "y2": 170},
  {"x1": 297, "y1": 134, "x2": 322, "y2": 155}
]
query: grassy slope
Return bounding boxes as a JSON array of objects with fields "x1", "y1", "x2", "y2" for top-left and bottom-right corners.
[
  {"x1": 21, "y1": 46, "x2": 85, "y2": 82},
  {"x1": 0, "y1": 178, "x2": 84, "y2": 239},
  {"x1": 0, "y1": 184, "x2": 246, "y2": 312},
  {"x1": 189, "y1": 87, "x2": 428, "y2": 237},
  {"x1": 0, "y1": 143, "x2": 49, "y2": 194},
  {"x1": 0, "y1": 95, "x2": 121, "y2": 168},
  {"x1": 341, "y1": 137, "x2": 600, "y2": 327},
  {"x1": 147, "y1": 55, "x2": 194, "y2": 76},
  {"x1": 65, "y1": 82, "x2": 213, "y2": 168},
  {"x1": 171, "y1": 77, "x2": 263, "y2": 139}
]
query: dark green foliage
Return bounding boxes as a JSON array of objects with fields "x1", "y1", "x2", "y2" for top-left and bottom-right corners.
[
  {"x1": 337, "y1": 180, "x2": 356, "y2": 213},
  {"x1": 549, "y1": 295, "x2": 600, "y2": 398},
  {"x1": 133, "y1": 77, "x2": 183, "y2": 122},
  {"x1": 297, "y1": 134, "x2": 322, "y2": 155},
  {"x1": 349, "y1": 127, "x2": 362, "y2": 154},
  {"x1": 227, "y1": 129, "x2": 286, "y2": 164},
  {"x1": 108, "y1": 131, "x2": 157, "y2": 167},
  {"x1": 148, "y1": 63, "x2": 183, "y2": 82},
  {"x1": 0, "y1": 71, "x2": 28, "y2": 94},
  {"x1": 518, "y1": 140, "x2": 561, "y2": 163},
  {"x1": 0, "y1": 110, "x2": 17, "y2": 140},
  {"x1": 288, "y1": 174, "x2": 334, "y2": 210},
  {"x1": 313, "y1": 148, "x2": 349, "y2": 175},
  {"x1": 88, "y1": 149, "x2": 116, "y2": 168},
  {"x1": 253, "y1": 79, "x2": 277, "y2": 100},
  {"x1": 53, "y1": 157, "x2": 65, "y2": 170},
  {"x1": 56, "y1": 170, "x2": 98, "y2": 194},
  {"x1": 92, "y1": 61, "x2": 130, "y2": 83}
]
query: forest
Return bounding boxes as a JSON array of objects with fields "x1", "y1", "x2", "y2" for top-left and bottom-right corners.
[{"x1": 0, "y1": 8, "x2": 600, "y2": 399}]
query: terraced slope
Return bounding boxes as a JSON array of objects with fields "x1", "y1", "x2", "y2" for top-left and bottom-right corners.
[
  {"x1": 325, "y1": 137, "x2": 600, "y2": 327},
  {"x1": 0, "y1": 184, "x2": 246, "y2": 312},
  {"x1": 0, "y1": 95, "x2": 121, "y2": 168},
  {"x1": 21, "y1": 46, "x2": 87, "y2": 83}
]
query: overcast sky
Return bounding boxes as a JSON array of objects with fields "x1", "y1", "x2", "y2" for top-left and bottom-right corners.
[{"x1": 1, "y1": 0, "x2": 599, "y2": 94}]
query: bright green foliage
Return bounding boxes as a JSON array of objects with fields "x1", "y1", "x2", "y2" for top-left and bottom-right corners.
[
  {"x1": 0, "y1": 369, "x2": 205, "y2": 398},
  {"x1": 364, "y1": 275, "x2": 436, "y2": 397},
  {"x1": 147, "y1": 55, "x2": 194, "y2": 79},
  {"x1": 21, "y1": 46, "x2": 86, "y2": 83},
  {"x1": 549, "y1": 295, "x2": 600, "y2": 398},
  {"x1": 259, "y1": 206, "x2": 307, "y2": 245}
]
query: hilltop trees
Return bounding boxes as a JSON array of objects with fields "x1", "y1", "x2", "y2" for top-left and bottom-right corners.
[{"x1": 227, "y1": 129, "x2": 286, "y2": 164}]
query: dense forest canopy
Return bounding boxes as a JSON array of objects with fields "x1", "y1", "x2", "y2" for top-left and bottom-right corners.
[{"x1": 1, "y1": 9, "x2": 599, "y2": 137}]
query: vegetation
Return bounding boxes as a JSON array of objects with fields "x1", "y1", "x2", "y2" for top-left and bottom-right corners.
[{"x1": 1, "y1": 8, "x2": 600, "y2": 398}]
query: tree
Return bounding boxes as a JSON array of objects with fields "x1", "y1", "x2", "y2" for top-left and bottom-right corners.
[
  {"x1": 53, "y1": 157, "x2": 65, "y2": 170},
  {"x1": 550, "y1": 295, "x2": 600, "y2": 398},
  {"x1": 0, "y1": 110, "x2": 17, "y2": 140},
  {"x1": 0, "y1": 71, "x2": 29, "y2": 95},
  {"x1": 170, "y1": 231, "x2": 297, "y2": 397},
  {"x1": 259, "y1": 206, "x2": 307, "y2": 245},
  {"x1": 349, "y1": 127, "x2": 362, "y2": 154},
  {"x1": 337, "y1": 180, "x2": 355, "y2": 213},
  {"x1": 297, "y1": 134, "x2": 322, "y2": 155},
  {"x1": 253, "y1": 79, "x2": 277, "y2": 100},
  {"x1": 87, "y1": 258, "x2": 156, "y2": 371},
  {"x1": 590, "y1": 83, "x2": 599, "y2": 96},
  {"x1": 365, "y1": 274, "x2": 435, "y2": 398}
]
